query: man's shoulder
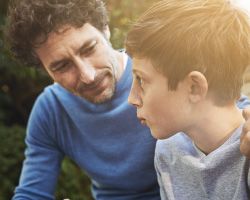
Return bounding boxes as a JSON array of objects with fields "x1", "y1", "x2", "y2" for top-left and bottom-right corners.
[
  {"x1": 37, "y1": 83, "x2": 74, "y2": 102},
  {"x1": 43, "y1": 83, "x2": 68, "y2": 95},
  {"x1": 32, "y1": 83, "x2": 76, "y2": 112}
]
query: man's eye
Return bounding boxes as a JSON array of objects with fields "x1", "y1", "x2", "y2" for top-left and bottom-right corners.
[
  {"x1": 82, "y1": 41, "x2": 97, "y2": 56},
  {"x1": 52, "y1": 62, "x2": 71, "y2": 73},
  {"x1": 84, "y1": 46, "x2": 94, "y2": 55}
]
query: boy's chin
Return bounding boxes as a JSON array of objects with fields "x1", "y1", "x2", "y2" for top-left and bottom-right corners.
[
  {"x1": 150, "y1": 129, "x2": 172, "y2": 140},
  {"x1": 150, "y1": 129, "x2": 174, "y2": 140}
]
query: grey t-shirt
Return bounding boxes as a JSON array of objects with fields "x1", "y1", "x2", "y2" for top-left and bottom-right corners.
[{"x1": 155, "y1": 127, "x2": 250, "y2": 200}]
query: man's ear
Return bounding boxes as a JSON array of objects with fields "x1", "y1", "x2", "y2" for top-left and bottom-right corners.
[
  {"x1": 103, "y1": 25, "x2": 111, "y2": 40},
  {"x1": 187, "y1": 71, "x2": 208, "y2": 103}
]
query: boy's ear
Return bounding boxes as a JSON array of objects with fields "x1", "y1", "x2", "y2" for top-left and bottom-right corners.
[{"x1": 187, "y1": 71, "x2": 208, "y2": 103}]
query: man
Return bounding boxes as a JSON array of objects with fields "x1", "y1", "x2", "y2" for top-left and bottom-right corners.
[
  {"x1": 4, "y1": 0, "x2": 250, "y2": 199},
  {"x1": 5, "y1": 0, "x2": 159, "y2": 199}
]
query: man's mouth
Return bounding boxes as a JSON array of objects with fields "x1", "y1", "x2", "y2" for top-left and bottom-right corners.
[{"x1": 78, "y1": 71, "x2": 110, "y2": 92}]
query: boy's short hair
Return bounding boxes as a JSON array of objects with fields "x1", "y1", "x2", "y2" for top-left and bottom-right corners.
[
  {"x1": 5, "y1": 0, "x2": 108, "y2": 67},
  {"x1": 126, "y1": 0, "x2": 250, "y2": 105}
]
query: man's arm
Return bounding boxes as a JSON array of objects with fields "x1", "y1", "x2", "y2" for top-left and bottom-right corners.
[
  {"x1": 241, "y1": 108, "x2": 250, "y2": 158},
  {"x1": 234, "y1": 95, "x2": 250, "y2": 158},
  {"x1": 12, "y1": 94, "x2": 64, "y2": 200}
]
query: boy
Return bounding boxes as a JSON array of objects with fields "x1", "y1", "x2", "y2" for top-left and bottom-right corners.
[{"x1": 126, "y1": 0, "x2": 250, "y2": 199}]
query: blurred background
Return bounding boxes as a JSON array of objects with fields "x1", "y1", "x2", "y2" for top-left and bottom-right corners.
[
  {"x1": 1, "y1": 0, "x2": 250, "y2": 199},
  {"x1": 0, "y1": 0, "x2": 156, "y2": 199}
]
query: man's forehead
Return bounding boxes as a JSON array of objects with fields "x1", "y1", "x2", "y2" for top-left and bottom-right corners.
[
  {"x1": 52, "y1": 23, "x2": 99, "y2": 37},
  {"x1": 34, "y1": 23, "x2": 100, "y2": 43}
]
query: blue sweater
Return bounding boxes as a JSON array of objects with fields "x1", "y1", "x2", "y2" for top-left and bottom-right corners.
[{"x1": 13, "y1": 57, "x2": 160, "y2": 200}]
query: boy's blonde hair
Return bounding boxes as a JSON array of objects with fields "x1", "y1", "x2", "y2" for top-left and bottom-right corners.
[{"x1": 126, "y1": 0, "x2": 250, "y2": 105}]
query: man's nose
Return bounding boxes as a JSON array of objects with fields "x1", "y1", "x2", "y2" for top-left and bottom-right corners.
[
  {"x1": 76, "y1": 59, "x2": 96, "y2": 84},
  {"x1": 128, "y1": 83, "x2": 142, "y2": 108}
]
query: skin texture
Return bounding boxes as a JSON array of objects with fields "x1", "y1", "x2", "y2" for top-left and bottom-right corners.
[
  {"x1": 128, "y1": 57, "x2": 244, "y2": 154},
  {"x1": 128, "y1": 58, "x2": 191, "y2": 139},
  {"x1": 35, "y1": 23, "x2": 124, "y2": 104}
]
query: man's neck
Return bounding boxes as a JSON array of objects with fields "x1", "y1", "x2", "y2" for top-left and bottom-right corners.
[{"x1": 187, "y1": 102, "x2": 244, "y2": 154}]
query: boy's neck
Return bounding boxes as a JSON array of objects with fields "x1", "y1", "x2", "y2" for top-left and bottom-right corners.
[{"x1": 188, "y1": 101, "x2": 244, "y2": 155}]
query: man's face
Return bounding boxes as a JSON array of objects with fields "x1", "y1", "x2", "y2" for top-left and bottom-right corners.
[
  {"x1": 128, "y1": 58, "x2": 191, "y2": 139},
  {"x1": 35, "y1": 23, "x2": 120, "y2": 103}
]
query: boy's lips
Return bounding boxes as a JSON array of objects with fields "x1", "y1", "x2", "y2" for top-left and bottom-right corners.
[{"x1": 137, "y1": 115, "x2": 147, "y2": 126}]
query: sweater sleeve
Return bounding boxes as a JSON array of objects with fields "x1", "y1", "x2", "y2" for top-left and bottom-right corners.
[
  {"x1": 248, "y1": 160, "x2": 250, "y2": 190},
  {"x1": 12, "y1": 93, "x2": 64, "y2": 200},
  {"x1": 154, "y1": 150, "x2": 168, "y2": 200},
  {"x1": 237, "y1": 95, "x2": 250, "y2": 109}
]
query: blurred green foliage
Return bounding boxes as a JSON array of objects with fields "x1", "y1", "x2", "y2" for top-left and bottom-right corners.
[
  {"x1": 0, "y1": 0, "x2": 155, "y2": 199},
  {"x1": 107, "y1": 0, "x2": 155, "y2": 49},
  {"x1": 0, "y1": 124, "x2": 25, "y2": 198}
]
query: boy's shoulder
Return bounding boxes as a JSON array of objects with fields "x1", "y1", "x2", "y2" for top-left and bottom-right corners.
[
  {"x1": 155, "y1": 133, "x2": 196, "y2": 158},
  {"x1": 155, "y1": 126, "x2": 245, "y2": 163}
]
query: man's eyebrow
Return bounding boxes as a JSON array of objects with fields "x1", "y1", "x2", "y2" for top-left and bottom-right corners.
[{"x1": 48, "y1": 38, "x2": 96, "y2": 69}]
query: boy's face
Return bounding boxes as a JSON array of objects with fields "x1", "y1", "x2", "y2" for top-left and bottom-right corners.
[
  {"x1": 35, "y1": 23, "x2": 119, "y2": 104},
  {"x1": 128, "y1": 58, "x2": 192, "y2": 139}
]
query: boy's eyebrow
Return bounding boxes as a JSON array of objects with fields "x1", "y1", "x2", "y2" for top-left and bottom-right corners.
[{"x1": 132, "y1": 69, "x2": 148, "y2": 77}]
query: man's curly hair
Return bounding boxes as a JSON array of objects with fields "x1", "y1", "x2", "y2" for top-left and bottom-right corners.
[{"x1": 5, "y1": 0, "x2": 109, "y2": 67}]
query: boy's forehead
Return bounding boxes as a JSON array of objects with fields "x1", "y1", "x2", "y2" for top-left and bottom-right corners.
[
  {"x1": 132, "y1": 57, "x2": 150, "y2": 68},
  {"x1": 132, "y1": 57, "x2": 159, "y2": 76},
  {"x1": 132, "y1": 58, "x2": 149, "y2": 73}
]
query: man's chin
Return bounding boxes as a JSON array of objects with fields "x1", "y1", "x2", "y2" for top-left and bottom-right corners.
[{"x1": 79, "y1": 88, "x2": 115, "y2": 104}]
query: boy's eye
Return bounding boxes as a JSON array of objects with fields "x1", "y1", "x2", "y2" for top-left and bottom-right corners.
[{"x1": 135, "y1": 75, "x2": 144, "y2": 88}]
